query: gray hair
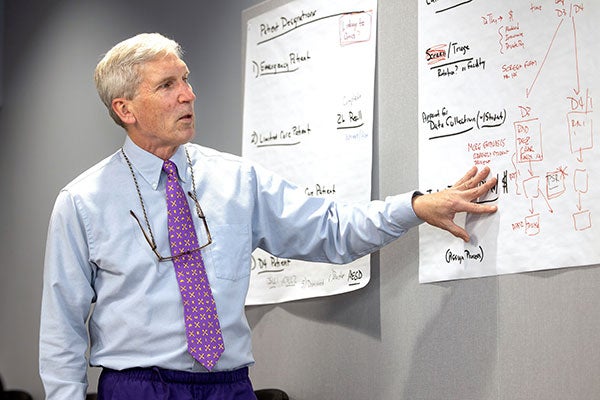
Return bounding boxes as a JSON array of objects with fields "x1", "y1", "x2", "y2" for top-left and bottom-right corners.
[{"x1": 94, "y1": 33, "x2": 183, "y2": 127}]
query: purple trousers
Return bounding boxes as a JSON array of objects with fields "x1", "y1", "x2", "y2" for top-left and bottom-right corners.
[{"x1": 98, "y1": 367, "x2": 257, "y2": 400}]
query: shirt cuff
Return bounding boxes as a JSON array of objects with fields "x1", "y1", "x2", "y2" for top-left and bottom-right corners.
[{"x1": 385, "y1": 191, "x2": 425, "y2": 232}]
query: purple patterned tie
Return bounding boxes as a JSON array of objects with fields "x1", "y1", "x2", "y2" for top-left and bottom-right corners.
[{"x1": 163, "y1": 159, "x2": 224, "y2": 371}]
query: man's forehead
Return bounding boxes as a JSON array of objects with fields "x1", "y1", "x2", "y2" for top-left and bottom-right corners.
[{"x1": 140, "y1": 54, "x2": 189, "y2": 80}]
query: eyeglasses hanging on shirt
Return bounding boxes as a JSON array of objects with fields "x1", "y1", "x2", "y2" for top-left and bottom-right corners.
[{"x1": 121, "y1": 147, "x2": 212, "y2": 262}]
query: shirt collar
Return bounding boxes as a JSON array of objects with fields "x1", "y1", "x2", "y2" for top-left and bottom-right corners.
[{"x1": 122, "y1": 136, "x2": 190, "y2": 191}]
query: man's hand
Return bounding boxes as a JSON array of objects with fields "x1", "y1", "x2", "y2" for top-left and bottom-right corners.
[{"x1": 412, "y1": 166, "x2": 498, "y2": 242}]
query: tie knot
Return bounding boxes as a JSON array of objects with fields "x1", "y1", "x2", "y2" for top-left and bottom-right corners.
[{"x1": 163, "y1": 160, "x2": 178, "y2": 178}]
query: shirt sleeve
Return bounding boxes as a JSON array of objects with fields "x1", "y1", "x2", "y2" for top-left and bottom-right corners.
[
  {"x1": 250, "y1": 164, "x2": 424, "y2": 264},
  {"x1": 39, "y1": 190, "x2": 96, "y2": 400}
]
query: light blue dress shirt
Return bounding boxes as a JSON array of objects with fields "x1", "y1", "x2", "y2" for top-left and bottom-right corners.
[{"x1": 39, "y1": 136, "x2": 422, "y2": 399}]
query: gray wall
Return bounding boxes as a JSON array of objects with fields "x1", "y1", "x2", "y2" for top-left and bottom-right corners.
[{"x1": 1, "y1": 1, "x2": 600, "y2": 400}]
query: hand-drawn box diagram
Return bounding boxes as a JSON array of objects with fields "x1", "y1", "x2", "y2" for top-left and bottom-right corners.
[
  {"x1": 514, "y1": 118, "x2": 543, "y2": 163},
  {"x1": 573, "y1": 210, "x2": 592, "y2": 231},
  {"x1": 567, "y1": 110, "x2": 593, "y2": 158},
  {"x1": 573, "y1": 168, "x2": 591, "y2": 231},
  {"x1": 525, "y1": 213, "x2": 541, "y2": 236},
  {"x1": 339, "y1": 12, "x2": 372, "y2": 46},
  {"x1": 546, "y1": 168, "x2": 567, "y2": 199}
]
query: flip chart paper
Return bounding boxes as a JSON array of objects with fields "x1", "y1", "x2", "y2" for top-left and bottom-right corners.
[
  {"x1": 243, "y1": 0, "x2": 378, "y2": 304},
  {"x1": 418, "y1": 1, "x2": 600, "y2": 282}
]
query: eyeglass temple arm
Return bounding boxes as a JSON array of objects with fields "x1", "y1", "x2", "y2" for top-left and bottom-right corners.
[
  {"x1": 186, "y1": 192, "x2": 212, "y2": 244},
  {"x1": 129, "y1": 210, "x2": 159, "y2": 251}
]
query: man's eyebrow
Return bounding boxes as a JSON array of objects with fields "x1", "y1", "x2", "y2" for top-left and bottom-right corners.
[
  {"x1": 151, "y1": 68, "x2": 190, "y2": 88},
  {"x1": 155, "y1": 74, "x2": 178, "y2": 84},
  {"x1": 161, "y1": 70, "x2": 190, "y2": 81},
  {"x1": 153, "y1": 76, "x2": 175, "y2": 88}
]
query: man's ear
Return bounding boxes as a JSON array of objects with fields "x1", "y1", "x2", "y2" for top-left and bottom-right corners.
[{"x1": 111, "y1": 98, "x2": 136, "y2": 125}]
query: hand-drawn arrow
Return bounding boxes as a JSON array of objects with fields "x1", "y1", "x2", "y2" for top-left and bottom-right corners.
[
  {"x1": 526, "y1": 18, "x2": 564, "y2": 98},
  {"x1": 571, "y1": 17, "x2": 581, "y2": 96},
  {"x1": 538, "y1": 188, "x2": 554, "y2": 214}
]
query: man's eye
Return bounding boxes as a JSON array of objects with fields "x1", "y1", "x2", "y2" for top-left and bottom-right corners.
[{"x1": 160, "y1": 81, "x2": 173, "y2": 89}]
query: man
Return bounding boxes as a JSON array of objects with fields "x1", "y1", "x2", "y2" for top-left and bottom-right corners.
[{"x1": 39, "y1": 33, "x2": 497, "y2": 400}]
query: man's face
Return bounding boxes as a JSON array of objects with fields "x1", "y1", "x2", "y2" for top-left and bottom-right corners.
[{"x1": 125, "y1": 53, "x2": 196, "y2": 158}]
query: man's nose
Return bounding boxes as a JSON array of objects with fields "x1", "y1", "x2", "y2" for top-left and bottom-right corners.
[{"x1": 179, "y1": 81, "x2": 196, "y2": 103}]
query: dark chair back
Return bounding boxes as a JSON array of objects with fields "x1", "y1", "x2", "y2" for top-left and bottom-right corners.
[
  {"x1": 0, "y1": 393, "x2": 33, "y2": 400},
  {"x1": 254, "y1": 388, "x2": 290, "y2": 400},
  {"x1": 0, "y1": 373, "x2": 33, "y2": 400}
]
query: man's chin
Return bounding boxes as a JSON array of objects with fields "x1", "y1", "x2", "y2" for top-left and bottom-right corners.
[{"x1": 177, "y1": 126, "x2": 196, "y2": 142}]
